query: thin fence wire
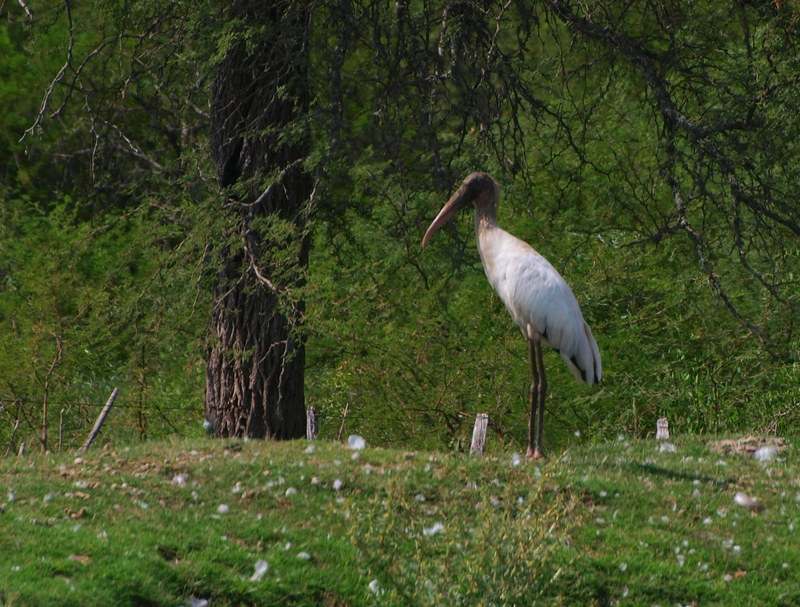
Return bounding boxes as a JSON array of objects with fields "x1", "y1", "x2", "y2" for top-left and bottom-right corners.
[
  {"x1": 0, "y1": 394, "x2": 482, "y2": 421},
  {"x1": 0, "y1": 395, "x2": 198, "y2": 412},
  {"x1": 4, "y1": 385, "x2": 723, "y2": 453}
]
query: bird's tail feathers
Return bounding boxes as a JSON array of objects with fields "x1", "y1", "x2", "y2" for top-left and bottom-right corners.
[
  {"x1": 585, "y1": 322, "x2": 602, "y2": 384},
  {"x1": 562, "y1": 322, "x2": 601, "y2": 385}
]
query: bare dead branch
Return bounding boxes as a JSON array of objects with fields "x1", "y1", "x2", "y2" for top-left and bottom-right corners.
[
  {"x1": 678, "y1": 216, "x2": 779, "y2": 357},
  {"x1": 21, "y1": 0, "x2": 73, "y2": 141}
]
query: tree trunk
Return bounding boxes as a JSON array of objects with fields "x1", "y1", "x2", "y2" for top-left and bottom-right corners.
[{"x1": 205, "y1": 0, "x2": 311, "y2": 439}]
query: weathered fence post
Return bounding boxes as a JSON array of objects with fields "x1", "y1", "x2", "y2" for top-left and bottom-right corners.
[
  {"x1": 470, "y1": 413, "x2": 489, "y2": 455},
  {"x1": 336, "y1": 402, "x2": 349, "y2": 441},
  {"x1": 656, "y1": 418, "x2": 669, "y2": 440},
  {"x1": 5, "y1": 419, "x2": 20, "y2": 457},
  {"x1": 59, "y1": 409, "x2": 65, "y2": 453},
  {"x1": 78, "y1": 388, "x2": 119, "y2": 454},
  {"x1": 306, "y1": 406, "x2": 318, "y2": 440}
]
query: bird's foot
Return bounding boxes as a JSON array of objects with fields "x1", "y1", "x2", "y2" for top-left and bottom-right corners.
[{"x1": 526, "y1": 447, "x2": 544, "y2": 460}]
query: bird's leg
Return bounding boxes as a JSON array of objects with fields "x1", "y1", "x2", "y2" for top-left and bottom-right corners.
[
  {"x1": 533, "y1": 336, "x2": 547, "y2": 459},
  {"x1": 526, "y1": 337, "x2": 541, "y2": 460}
]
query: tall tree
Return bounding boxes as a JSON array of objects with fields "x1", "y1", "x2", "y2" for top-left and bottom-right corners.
[
  {"x1": 204, "y1": 0, "x2": 313, "y2": 438},
  {"x1": 12, "y1": 0, "x2": 313, "y2": 444}
]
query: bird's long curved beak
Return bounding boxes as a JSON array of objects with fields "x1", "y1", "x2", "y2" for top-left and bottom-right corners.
[{"x1": 421, "y1": 185, "x2": 472, "y2": 250}]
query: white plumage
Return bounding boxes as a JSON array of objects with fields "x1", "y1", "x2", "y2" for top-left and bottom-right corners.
[
  {"x1": 476, "y1": 210, "x2": 601, "y2": 385},
  {"x1": 422, "y1": 172, "x2": 601, "y2": 458}
]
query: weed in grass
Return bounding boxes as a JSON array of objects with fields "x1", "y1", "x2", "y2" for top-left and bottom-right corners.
[{"x1": 350, "y1": 457, "x2": 581, "y2": 606}]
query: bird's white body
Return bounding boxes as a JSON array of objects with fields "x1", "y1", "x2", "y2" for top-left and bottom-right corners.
[{"x1": 475, "y1": 210, "x2": 601, "y2": 385}]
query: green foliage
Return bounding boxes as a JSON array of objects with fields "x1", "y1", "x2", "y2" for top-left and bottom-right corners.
[
  {"x1": 0, "y1": 187, "x2": 208, "y2": 450},
  {"x1": 0, "y1": 0, "x2": 215, "y2": 449},
  {"x1": 305, "y1": 129, "x2": 799, "y2": 453},
  {"x1": 1, "y1": 0, "x2": 799, "y2": 454},
  {"x1": 303, "y1": 0, "x2": 800, "y2": 452}
]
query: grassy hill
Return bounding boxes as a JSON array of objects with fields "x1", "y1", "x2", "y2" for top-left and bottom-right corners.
[{"x1": 1, "y1": 435, "x2": 798, "y2": 606}]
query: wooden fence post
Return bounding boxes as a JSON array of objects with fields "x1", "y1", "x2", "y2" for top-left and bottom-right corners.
[
  {"x1": 306, "y1": 406, "x2": 319, "y2": 440},
  {"x1": 59, "y1": 409, "x2": 65, "y2": 453},
  {"x1": 470, "y1": 413, "x2": 488, "y2": 456},
  {"x1": 78, "y1": 388, "x2": 119, "y2": 454},
  {"x1": 4, "y1": 419, "x2": 20, "y2": 457},
  {"x1": 656, "y1": 418, "x2": 669, "y2": 440}
]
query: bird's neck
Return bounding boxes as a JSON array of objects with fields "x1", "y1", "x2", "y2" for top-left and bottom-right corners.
[{"x1": 474, "y1": 203, "x2": 499, "y2": 242}]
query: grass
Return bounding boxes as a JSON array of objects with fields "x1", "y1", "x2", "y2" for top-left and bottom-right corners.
[{"x1": 0, "y1": 434, "x2": 798, "y2": 606}]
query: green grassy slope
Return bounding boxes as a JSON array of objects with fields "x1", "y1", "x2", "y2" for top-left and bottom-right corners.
[{"x1": 1, "y1": 435, "x2": 797, "y2": 606}]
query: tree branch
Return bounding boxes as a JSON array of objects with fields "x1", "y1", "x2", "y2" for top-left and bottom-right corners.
[{"x1": 21, "y1": 0, "x2": 72, "y2": 141}]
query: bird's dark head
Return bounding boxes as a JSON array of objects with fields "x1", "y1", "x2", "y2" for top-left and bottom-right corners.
[{"x1": 421, "y1": 172, "x2": 500, "y2": 250}]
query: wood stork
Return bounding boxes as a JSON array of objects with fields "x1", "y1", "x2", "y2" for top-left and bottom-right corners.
[{"x1": 422, "y1": 172, "x2": 601, "y2": 459}]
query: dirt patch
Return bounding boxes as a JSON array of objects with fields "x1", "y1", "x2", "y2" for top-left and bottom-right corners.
[{"x1": 707, "y1": 436, "x2": 787, "y2": 457}]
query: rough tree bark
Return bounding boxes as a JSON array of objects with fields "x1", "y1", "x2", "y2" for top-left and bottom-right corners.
[{"x1": 205, "y1": 0, "x2": 312, "y2": 439}]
